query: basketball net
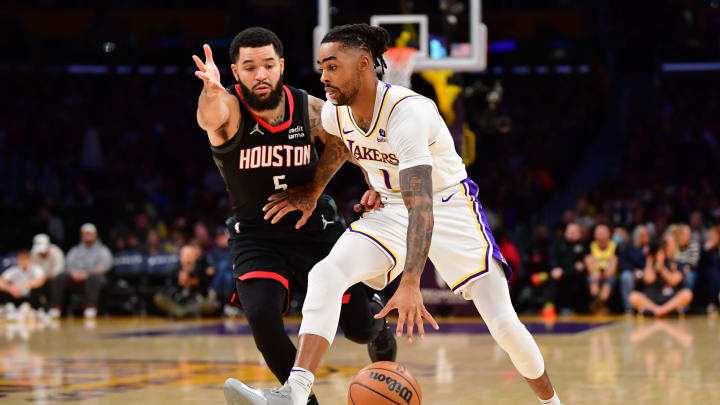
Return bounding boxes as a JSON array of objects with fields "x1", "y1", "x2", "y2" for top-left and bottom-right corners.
[{"x1": 382, "y1": 47, "x2": 417, "y2": 89}]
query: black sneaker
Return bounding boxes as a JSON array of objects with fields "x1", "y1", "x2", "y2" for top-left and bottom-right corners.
[{"x1": 367, "y1": 294, "x2": 397, "y2": 363}]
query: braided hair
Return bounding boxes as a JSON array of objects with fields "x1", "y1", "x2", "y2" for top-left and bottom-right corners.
[{"x1": 321, "y1": 23, "x2": 390, "y2": 73}]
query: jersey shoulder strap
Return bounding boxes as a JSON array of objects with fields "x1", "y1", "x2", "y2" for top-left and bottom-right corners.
[{"x1": 285, "y1": 86, "x2": 311, "y2": 136}]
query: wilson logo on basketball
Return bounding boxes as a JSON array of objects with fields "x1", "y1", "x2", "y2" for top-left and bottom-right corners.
[{"x1": 368, "y1": 372, "x2": 414, "y2": 403}]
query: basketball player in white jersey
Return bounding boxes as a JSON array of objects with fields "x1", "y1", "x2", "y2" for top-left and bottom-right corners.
[{"x1": 224, "y1": 23, "x2": 564, "y2": 405}]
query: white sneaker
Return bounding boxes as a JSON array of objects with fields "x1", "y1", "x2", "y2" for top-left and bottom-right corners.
[
  {"x1": 48, "y1": 307, "x2": 61, "y2": 319},
  {"x1": 18, "y1": 302, "x2": 31, "y2": 318},
  {"x1": 83, "y1": 307, "x2": 97, "y2": 319},
  {"x1": 5, "y1": 303, "x2": 20, "y2": 322},
  {"x1": 35, "y1": 308, "x2": 51, "y2": 323},
  {"x1": 223, "y1": 378, "x2": 293, "y2": 405},
  {"x1": 223, "y1": 304, "x2": 241, "y2": 317}
]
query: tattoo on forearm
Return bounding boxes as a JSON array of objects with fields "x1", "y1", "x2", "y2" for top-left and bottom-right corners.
[
  {"x1": 400, "y1": 165, "x2": 434, "y2": 276},
  {"x1": 309, "y1": 135, "x2": 350, "y2": 192}
]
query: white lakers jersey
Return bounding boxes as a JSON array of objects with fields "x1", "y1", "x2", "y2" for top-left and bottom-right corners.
[{"x1": 321, "y1": 81, "x2": 467, "y2": 203}]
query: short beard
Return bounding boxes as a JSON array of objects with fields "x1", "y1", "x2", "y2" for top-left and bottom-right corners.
[
  {"x1": 239, "y1": 77, "x2": 284, "y2": 111},
  {"x1": 328, "y1": 78, "x2": 361, "y2": 106}
]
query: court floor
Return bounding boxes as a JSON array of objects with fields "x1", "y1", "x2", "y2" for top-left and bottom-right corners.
[{"x1": 1, "y1": 315, "x2": 719, "y2": 404}]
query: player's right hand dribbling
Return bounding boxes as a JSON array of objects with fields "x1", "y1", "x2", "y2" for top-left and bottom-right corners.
[{"x1": 192, "y1": 44, "x2": 224, "y2": 96}]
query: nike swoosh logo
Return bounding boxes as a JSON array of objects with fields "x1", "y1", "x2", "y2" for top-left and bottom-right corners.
[
  {"x1": 342, "y1": 128, "x2": 353, "y2": 134},
  {"x1": 441, "y1": 193, "x2": 455, "y2": 202}
]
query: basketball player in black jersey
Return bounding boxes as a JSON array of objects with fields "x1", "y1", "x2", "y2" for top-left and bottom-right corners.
[{"x1": 192, "y1": 28, "x2": 396, "y2": 405}]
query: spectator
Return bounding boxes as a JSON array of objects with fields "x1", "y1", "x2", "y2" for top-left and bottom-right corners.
[
  {"x1": 697, "y1": 225, "x2": 720, "y2": 312},
  {"x1": 153, "y1": 244, "x2": 218, "y2": 318},
  {"x1": 146, "y1": 229, "x2": 174, "y2": 254},
  {"x1": 519, "y1": 226, "x2": 552, "y2": 312},
  {"x1": 689, "y1": 210, "x2": 708, "y2": 244},
  {"x1": 629, "y1": 233, "x2": 693, "y2": 317},
  {"x1": 0, "y1": 251, "x2": 46, "y2": 319},
  {"x1": 586, "y1": 224, "x2": 618, "y2": 314},
  {"x1": 207, "y1": 226, "x2": 234, "y2": 313},
  {"x1": 548, "y1": 223, "x2": 590, "y2": 314},
  {"x1": 619, "y1": 225, "x2": 651, "y2": 313},
  {"x1": 30, "y1": 233, "x2": 65, "y2": 309},
  {"x1": 675, "y1": 224, "x2": 700, "y2": 290},
  {"x1": 107, "y1": 234, "x2": 146, "y2": 315},
  {"x1": 50, "y1": 223, "x2": 113, "y2": 319},
  {"x1": 193, "y1": 221, "x2": 212, "y2": 252}
]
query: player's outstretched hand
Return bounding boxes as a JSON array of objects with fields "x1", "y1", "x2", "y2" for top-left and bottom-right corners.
[
  {"x1": 353, "y1": 189, "x2": 384, "y2": 212},
  {"x1": 264, "y1": 186, "x2": 318, "y2": 229},
  {"x1": 374, "y1": 280, "x2": 439, "y2": 343},
  {"x1": 192, "y1": 44, "x2": 224, "y2": 96}
]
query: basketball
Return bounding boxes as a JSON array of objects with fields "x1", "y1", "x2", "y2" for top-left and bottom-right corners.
[{"x1": 347, "y1": 361, "x2": 422, "y2": 405}]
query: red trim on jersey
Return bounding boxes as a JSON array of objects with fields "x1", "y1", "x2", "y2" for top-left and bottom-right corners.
[
  {"x1": 234, "y1": 84, "x2": 294, "y2": 133},
  {"x1": 342, "y1": 294, "x2": 351, "y2": 304},
  {"x1": 235, "y1": 271, "x2": 291, "y2": 314}
]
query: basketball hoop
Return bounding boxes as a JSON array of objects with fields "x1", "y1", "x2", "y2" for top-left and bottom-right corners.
[{"x1": 382, "y1": 47, "x2": 418, "y2": 88}]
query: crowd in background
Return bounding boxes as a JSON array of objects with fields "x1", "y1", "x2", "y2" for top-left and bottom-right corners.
[
  {"x1": 1, "y1": 220, "x2": 232, "y2": 320},
  {"x1": 511, "y1": 75, "x2": 720, "y2": 315},
  {"x1": 1, "y1": 71, "x2": 718, "y2": 320},
  {"x1": 1, "y1": 0, "x2": 719, "y2": 320}
]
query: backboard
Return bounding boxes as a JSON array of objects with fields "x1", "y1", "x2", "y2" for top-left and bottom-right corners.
[{"x1": 314, "y1": 0, "x2": 487, "y2": 73}]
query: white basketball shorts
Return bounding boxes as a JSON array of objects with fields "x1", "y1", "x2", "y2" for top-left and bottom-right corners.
[{"x1": 347, "y1": 178, "x2": 512, "y2": 299}]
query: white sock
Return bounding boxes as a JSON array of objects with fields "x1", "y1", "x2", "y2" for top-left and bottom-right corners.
[
  {"x1": 287, "y1": 367, "x2": 314, "y2": 405},
  {"x1": 539, "y1": 391, "x2": 561, "y2": 405}
]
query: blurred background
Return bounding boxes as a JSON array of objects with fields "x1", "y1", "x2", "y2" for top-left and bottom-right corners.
[{"x1": 1, "y1": 0, "x2": 719, "y2": 318}]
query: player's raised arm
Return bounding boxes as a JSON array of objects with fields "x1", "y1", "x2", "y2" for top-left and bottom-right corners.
[{"x1": 193, "y1": 44, "x2": 238, "y2": 143}]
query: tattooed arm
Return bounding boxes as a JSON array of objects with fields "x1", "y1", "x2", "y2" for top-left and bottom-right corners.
[
  {"x1": 399, "y1": 165, "x2": 435, "y2": 279},
  {"x1": 374, "y1": 164, "x2": 439, "y2": 342},
  {"x1": 263, "y1": 95, "x2": 352, "y2": 228},
  {"x1": 306, "y1": 95, "x2": 352, "y2": 195},
  {"x1": 373, "y1": 98, "x2": 443, "y2": 341}
]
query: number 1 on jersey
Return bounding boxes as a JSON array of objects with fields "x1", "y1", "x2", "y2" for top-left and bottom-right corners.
[
  {"x1": 273, "y1": 175, "x2": 287, "y2": 190},
  {"x1": 379, "y1": 169, "x2": 392, "y2": 189}
]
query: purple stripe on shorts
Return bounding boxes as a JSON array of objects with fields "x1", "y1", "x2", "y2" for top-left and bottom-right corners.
[
  {"x1": 451, "y1": 268, "x2": 490, "y2": 292},
  {"x1": 461, "y1": 178, "x2": 513, "y2": 281}
]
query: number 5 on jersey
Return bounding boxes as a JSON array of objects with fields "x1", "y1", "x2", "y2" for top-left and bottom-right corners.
[{"x1": 273, "y1": 175, "x2": 287, "y2": 190}]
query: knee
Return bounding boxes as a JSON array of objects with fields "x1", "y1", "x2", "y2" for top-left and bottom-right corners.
[
  {"x1": 486, "y1": 312, "x2": 545, "y2": 379},
  {"x1": 628, "y1": 292, "x2": 640, "y2": 306},
  {"x1": 485, "y1": 311, "x2": 522, "y2": 340},
  {"x1": 307, "y1": 260, "x2": 350, "y2": 298},
  {"x1": 679, "y1": 289, "x2": 693, "y2": 304},
  {"x1": 242, "y1": 295, "x2": 282, "y2": 327}
]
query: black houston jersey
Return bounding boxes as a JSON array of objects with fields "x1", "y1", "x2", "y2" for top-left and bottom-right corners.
[{"x1": 210, "y1": 84, "x2": 320, "y2": 230}]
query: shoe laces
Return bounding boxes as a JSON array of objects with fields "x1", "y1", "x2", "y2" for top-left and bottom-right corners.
[{"x1": 269, "y1": 387, "x2": 290, "y2": 398}]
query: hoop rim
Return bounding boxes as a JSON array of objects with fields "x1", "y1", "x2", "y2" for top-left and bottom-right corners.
[{"x1": 384, "y1": 47, "x2": 418, "y2": 67}]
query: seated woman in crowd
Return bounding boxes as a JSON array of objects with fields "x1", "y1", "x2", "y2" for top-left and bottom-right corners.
[{"x1": 629, "y1": 233, "x2": 693, "y2": 317}]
